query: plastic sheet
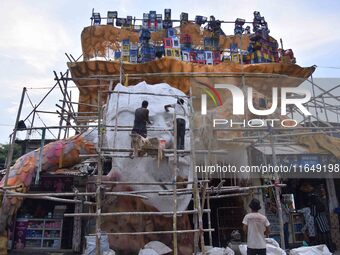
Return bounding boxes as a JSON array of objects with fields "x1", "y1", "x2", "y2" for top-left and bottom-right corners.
[
  {"x1": 239, "y1": 238, "x2": 286, "y2": 255},
  {"x1": 144, "y1": 241, "x2": 172, "y2": 255},
  {"x1": 290, "y1": 245, "x2": 332, "y2": 255},
  {"x1": 84, "y1": 234, "x2": 110, "y2": 255}
]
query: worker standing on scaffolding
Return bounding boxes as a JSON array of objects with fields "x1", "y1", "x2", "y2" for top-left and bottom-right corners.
[
  {"x1": 164, "y1": 98, "x2": 186, "y2": 150},
  {"x1": 132, "y1": 100, "x2": 151, "y2": 138},
  {"x1": 130, "y1": 100, "x2": 151, "y2": 158}
]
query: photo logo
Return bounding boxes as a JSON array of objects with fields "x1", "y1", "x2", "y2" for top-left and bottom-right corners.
[
  {"x1": 201, "y1": 84, "x2": 312, "y2": 116},
  {"x1": 200, "y1": 84, "x2": 312, "y2": 128},
  {"x1": 200, "y1": 84, "x2": 223, "y2": 114}
]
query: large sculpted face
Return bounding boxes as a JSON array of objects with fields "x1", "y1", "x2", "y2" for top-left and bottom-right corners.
[{"x1": 104, "y1": 82, "x2": 192, "y2": 212}]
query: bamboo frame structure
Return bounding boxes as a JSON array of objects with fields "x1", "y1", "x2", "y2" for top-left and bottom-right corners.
[{"x1": 1, "y1": 70, "x2": 340, "y2": 255}]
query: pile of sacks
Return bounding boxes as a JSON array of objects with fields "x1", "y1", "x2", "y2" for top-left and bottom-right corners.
[
  {"x1": 199, "y1": 246, "x2": 235, "y2": 255},
  {"x1": 239, "y1": 238, "x2": 332, "y2": 255},
  {"x1": 138, "y1": 241, "x2": 172, "y2": 255},
  {"x1": 239, "y1": 238, "x2": 285, "y2": 255}
]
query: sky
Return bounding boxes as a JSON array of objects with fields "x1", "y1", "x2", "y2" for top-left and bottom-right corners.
[{"x1": 0, "y1": 0, "x2": 340, "y2": 143}]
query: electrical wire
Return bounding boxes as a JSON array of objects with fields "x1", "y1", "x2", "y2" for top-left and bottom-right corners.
[{"x1": 316, "y1": 66, "x2": 340, "y2": 70}]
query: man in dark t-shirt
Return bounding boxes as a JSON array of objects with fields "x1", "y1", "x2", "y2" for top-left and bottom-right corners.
[{"x1": 132, "y1": 100, "x2": 151, "y2": 138}]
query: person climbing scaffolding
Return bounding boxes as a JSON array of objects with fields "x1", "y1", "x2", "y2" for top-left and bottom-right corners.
[{"x1": 164, "y1": 98, "x2": 186, "y2": 150}]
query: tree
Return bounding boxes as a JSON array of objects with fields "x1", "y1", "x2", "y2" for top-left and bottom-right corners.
[{"x1": 0, "y1": 144, "x2": 22, "y2": 169}]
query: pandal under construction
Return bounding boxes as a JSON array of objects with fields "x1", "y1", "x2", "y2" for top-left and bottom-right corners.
[{"x1": 1, "y1": 9, "x2": 340, "y2": 255}]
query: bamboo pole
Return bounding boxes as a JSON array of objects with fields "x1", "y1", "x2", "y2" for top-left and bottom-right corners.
[
  {"x1": 35, "y1": 128, "x2": 46, "y2": 185},
  {"x1": 86, "y1": 180, "x2": 210, "y2": 185},
  {"x1": 159, "y1": 184, "x2": 286, "y2": 196},
  {"x1": 204, "y1": 112, "x2": 213, "y2": 246},
  {"x1": 23, "y1": 76, "x2": 63, "y2": 122},
  {"x1": 28, "y1": 195, "x2": 95, "y2": 205},
  {"x1": 73, "y1": 190, "x2": 83, "y2": 252},
  {"x1": 95, "y1": 89, "x2": 103, "y2": 255},
  {"x1": 113, "y1": 90, "x2": 120, "y2": 149},
  {"x1": 0, "y1": 184, "x2": 24, "y2": 190},
  {"x1": 55, "y1": 70, "x2": 78, "y2": 125},
  {"x1": 3, "y1": 87, "x2": 26, "y2": 187},
  {"x1": 3, "y1": 186, "x2": 243, "y2": 197},
  {"x1": 88, "y1": 228, "x2": 215, "y2": 236},
  {"x1": 87, "y1": 71, "x2": 305, "y2": 80},
  {"x1": 270, "y1": 132, "x2": 285, "y2": 249},
  {"x1": 64, "y1": 209, "x2": 210, "y2": 217},
  {"x1": 206, "y1": 192, "x2": 213, "y2": 246},
  {"x1": 172, "y1": 111, "x2": 178, "y2": 255},
  {"x1": 57, "y1": 73, "x2": 67, "y2": 140},
  {"x1": 189, "y1": 87, "x2": 205, "y2": 254},
  {"x1": 26, "y1": 104, "x2": 36, "y2": 140},
  {"x1": 2, "y1": 190, "x2": 148, "y2": 199},
  {"x1": 80, "y1": 148, "x2": 232, "y2": 156},
  {"x1": 209, "y1": 192, "x2": 250, "y2": 199},
  {"x1": 14, "y1": 125, "x2": 340, "y2": 133}
]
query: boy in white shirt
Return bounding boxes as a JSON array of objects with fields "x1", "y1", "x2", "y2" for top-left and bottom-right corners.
[{"x1": 242, "y1": 198, "x2": 270, "y2": 255}]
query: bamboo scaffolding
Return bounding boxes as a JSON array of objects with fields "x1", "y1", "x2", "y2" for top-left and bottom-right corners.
[
  {"x1": 88, "y1": 228, "x2": 215, "y2": 236},
  {"x1": 189, "y1": 87, "x2": 206, "y2": 254},
  {"x1": 88, "y1": 71, "x2": 306, "y2": 80},
  {"x1": 172, "y1": 111, "x2": 178, "y2": 255},
  {"x1": 13, "y1": 124, "x2": 340, "y2": 133},
  {"x1": 209, "y1": 192, "x2": 250, "y2": 199},
  {"x1": 86, "y1": 180, "x2": 210, "y2": 185},
  {"x1": 95, "y1": 88, "x2": 104, "y2": 255},
  {"x1": 1, "y1": 190, "x2": 148, "y2": 199},
  {"x1": 64, "y1": 209, "x2": 210, "y2": 217},
  {"x1": 28, "y1": 195, "x2": 96, "y2": 205},
  {"x1": 159, "y1": 184, "x2": 286, "y2": 196},
  {"x1": 6, "y1": 70, "x2": 340, "y2": 255},
  {"x1": 3, "y1": 88, "x2": 26, "y2": 187}
]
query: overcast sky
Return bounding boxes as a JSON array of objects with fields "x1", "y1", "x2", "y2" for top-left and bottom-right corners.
[{"x1": 0, "y1": 0, "x2": 340, "y2": 143}]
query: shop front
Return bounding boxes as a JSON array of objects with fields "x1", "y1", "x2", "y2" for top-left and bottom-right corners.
[
  {"x1": 8, "y1": 175, "x2": 76, "y2": 252},
  {"x1": 252, "y1": 144, "x2": 340, "y2": 251}
]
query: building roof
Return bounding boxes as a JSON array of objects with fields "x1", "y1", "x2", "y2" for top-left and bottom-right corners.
[{"x1": 254, "y1": 144, "x2": 314, "y2": 155}]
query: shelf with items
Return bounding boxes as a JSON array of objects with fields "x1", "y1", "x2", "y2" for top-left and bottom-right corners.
[
  {"x1": 27, "y1": 219, "x2": 44, "y2": 230},
  {"x1": 26, "y1": 229, "x2": 43, "y2": 239},
  {"x1": 44, "y1": 229, "x2": 61, "y2": 239},
  {"x1": 43, "y1": 239, "x2": 61, "y2": 249},
  {"x1": 25, "y1": 239, "x2": 42, "y2": 248},
  {"x1": 266, "y1": 211, "x2": 281, "y2": 243},
  {"x1": 15, "y1": 218, "x2": 63, "y2": 250},
  {"x1": 290, "y1": 212, "x2": 305, "y2": 243}
]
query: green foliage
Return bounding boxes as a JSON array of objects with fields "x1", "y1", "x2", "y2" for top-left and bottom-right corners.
[{"x1": 0, "y1": 143, "x2": 22, "y2": 169}]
